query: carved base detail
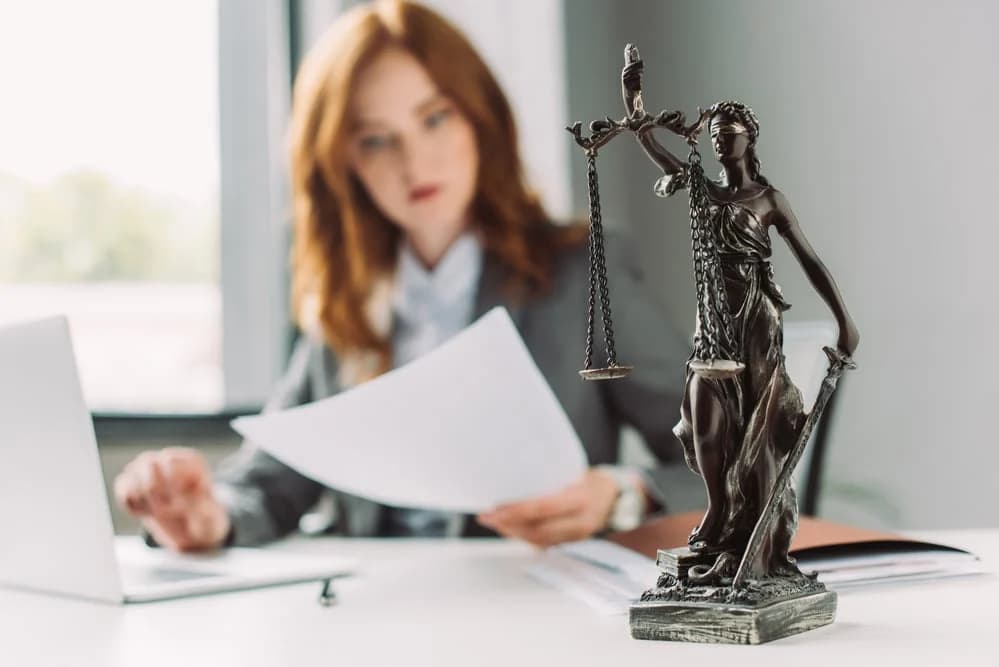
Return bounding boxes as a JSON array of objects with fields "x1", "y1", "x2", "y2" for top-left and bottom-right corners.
[
  {"x1": 630, "y1": 546, "x2": 836, "y2": 644},
  {"x1": 630, "y1": 589, "x2": 836, "y2": 644}
]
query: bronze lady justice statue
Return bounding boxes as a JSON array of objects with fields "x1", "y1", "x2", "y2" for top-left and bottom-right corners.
[{"x1": 568, "y1": 46, "x2": 859, "y2": 643}]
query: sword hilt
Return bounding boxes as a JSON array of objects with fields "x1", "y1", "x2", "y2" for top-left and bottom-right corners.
[{"x1": 823, "y1": 345, "x2": 857, "y2": 372}]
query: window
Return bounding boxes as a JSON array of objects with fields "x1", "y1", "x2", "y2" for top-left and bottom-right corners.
[{"x1": 0, "y1": 2, "x2": 223, "y2": 413}]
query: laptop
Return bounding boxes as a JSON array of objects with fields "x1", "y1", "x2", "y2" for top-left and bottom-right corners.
[{"x1": 0, "y1": 315, "x2": 355, "y2": 604}]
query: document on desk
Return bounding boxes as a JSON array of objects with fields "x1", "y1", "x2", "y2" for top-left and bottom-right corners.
[
  {"x1": 528, "y1": 515, "x2": 992, "y2": 616},
  {"x1": 231, "y1": 307, "x2": 587, "y2": 513}
]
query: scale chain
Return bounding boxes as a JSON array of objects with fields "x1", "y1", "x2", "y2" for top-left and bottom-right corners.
[
  {"x1": 583, "y1": 152, "x2": 620, "y2": 370},
  {"x1": 686, "y1": 146, "x2": 738, "y2": 363},
  {"x1": 582, "y1": 153, "x2": 599, "y2": 370}
]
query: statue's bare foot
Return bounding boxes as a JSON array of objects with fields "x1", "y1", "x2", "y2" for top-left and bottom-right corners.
[
  {"x1": 688, "y1": 506, "x2": 722, "y2": 552},
  {"x1": 770, "y1": 556, "x2": 804, "y2": 578}
]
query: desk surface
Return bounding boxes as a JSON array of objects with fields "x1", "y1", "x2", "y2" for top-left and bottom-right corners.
[{"x1": 1, "y1": 531, "x2": 997, "y2": 667}]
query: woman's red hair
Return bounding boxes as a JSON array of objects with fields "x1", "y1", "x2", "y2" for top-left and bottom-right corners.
[{"x1": 289, "y1": 0, "x2": 584, "y2": 375}]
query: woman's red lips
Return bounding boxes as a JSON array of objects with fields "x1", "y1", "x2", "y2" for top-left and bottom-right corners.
[{"x1": 409, "y1": 184, "x2": 441, "y2": 201}]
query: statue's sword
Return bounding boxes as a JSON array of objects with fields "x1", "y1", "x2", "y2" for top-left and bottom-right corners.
[{"x1": 731, "y1": 346, "x2": 857, "y2": 590}]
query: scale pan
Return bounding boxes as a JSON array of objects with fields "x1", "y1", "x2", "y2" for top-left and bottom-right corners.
[
  {"x1": 689, "y1": 359, "x2": 745, "y2": 380},
  {"x1": 579, "y1": 365, "x2": 633, "y2": 381}
]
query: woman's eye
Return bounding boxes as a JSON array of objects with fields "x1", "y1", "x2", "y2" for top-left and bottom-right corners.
[
  {"x1": 425, "y1": 108, "x2": 451, "y2": 129},
  {"x1": 359, "y1": 134, "x2": 391, "y2": 152}
]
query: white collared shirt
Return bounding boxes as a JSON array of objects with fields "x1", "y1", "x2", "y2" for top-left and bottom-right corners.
[
  {"x1": 391, "y1": 231, "x2": 483, "y2": 368},
  {"x1": 383, "y1": 231, "x2": 483, "y2": 537}
]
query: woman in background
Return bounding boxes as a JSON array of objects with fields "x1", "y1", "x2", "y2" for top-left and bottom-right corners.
[{"x1": 114, "y1": 0, "x2": 692, "y2": 551}]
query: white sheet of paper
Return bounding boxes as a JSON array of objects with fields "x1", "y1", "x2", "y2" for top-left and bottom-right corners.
[
  {"x1": 527, "y1": 540, "x2": 658, "y2": 615},
  {"x1": 231, "y1": 307, "x2": 587, "y2": 513}
]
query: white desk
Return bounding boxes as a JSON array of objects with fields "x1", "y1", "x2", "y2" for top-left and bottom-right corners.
[{"x1": 1, "y1": 531, "x2": 996, "y2": 667}]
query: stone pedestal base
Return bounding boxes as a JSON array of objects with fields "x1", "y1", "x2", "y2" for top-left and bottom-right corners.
[
  {"x1": 631, "y1": 546, "x2": 836, "y2": 644},
  {"x1": 630, "y1": 589, "x2": 836, "y2": 644}
]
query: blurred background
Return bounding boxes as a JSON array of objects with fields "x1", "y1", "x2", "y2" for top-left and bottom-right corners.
[{"x1": 2, "y1": 0, "x2": 996, "y2": 533}]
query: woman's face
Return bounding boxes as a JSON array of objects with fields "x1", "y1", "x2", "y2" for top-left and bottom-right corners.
[
  {"x1": 346, "y1": 47, "x2": 479, "y2": 240},
  {"x1": 710, "y1": 114, "x2": 752, "y2": 162}
]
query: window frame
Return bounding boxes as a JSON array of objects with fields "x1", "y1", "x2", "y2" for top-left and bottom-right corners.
[{"x1": 217, "y1": 0, "x2": 295, "y2": 412}]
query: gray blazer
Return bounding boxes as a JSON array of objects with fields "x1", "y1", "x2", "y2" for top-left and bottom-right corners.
[{"x1": 214, "y1": 235, "x2": 703, "y2": 546}]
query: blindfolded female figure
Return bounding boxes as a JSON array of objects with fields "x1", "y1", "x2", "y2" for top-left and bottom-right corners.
[{"x1": 625, "y1": 58, "x2": 859, "y2": 577}]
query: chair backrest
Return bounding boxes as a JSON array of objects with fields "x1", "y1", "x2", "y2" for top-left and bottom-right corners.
[{"x1": 782, "y1": 320, "x2": 838, "y2": 515}]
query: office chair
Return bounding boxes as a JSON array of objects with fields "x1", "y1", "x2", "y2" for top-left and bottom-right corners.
[{"x1": 782, "y1": 320, "x2": 841, "y2": 516}]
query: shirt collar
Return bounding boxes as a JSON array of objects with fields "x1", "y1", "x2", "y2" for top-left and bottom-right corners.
[{"x1": 392, "y1": 231, "x2": 484, "y2": 318}]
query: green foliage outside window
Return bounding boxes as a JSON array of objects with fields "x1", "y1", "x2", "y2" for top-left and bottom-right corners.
[{"x1": 0, "y1": 170, "x2": 217, "y2": 283}]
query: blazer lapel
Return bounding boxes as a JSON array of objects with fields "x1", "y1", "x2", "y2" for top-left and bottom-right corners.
[{"x1": 472, "y1": 251, "x2": 527, "y2": 332}]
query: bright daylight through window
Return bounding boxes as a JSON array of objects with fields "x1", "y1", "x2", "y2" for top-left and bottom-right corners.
[{"x1": 0, "y1": 1, "x2": 222, "y2": 413}]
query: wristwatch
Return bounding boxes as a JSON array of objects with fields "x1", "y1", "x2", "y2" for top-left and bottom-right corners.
[{"x1": 597, "y1": 465, "x2": 647, "y2": 532}]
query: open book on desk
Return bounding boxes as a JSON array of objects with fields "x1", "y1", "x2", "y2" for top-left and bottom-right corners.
[{"x1": 527, "y1": 511, "x2": 988, "y2": 615}]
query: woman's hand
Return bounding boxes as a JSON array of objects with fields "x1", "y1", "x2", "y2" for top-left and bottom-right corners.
[
  {"x1": 476, "y1": 469, "x2": 621, "y2": 548},
  {"x1": 114, "y1": 447, "x2": 230, "y2": 552},
  {"x1": 622, "y1": 62, "x2": 643, "y2": 97},
  {"x1": 621, "y1": 61, "x2": 644, "y2": 117},
  {"x1": 838, "y1": 319, "x2": 860, "y2": 357}
]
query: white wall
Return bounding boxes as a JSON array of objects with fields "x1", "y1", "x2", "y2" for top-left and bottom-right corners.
[
  {"x1": 563, "y1": 0, "x2": 999, "y2": 529},
  {"x1": 413, "y1": 0, "x2": 573, "y2": 219}
]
